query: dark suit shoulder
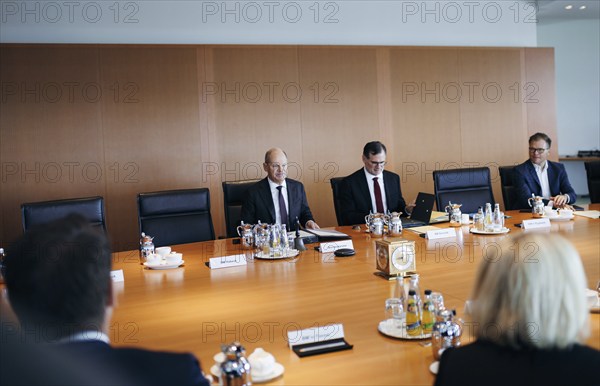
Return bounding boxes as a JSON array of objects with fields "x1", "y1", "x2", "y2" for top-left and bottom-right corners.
[
  {"x1": 436, "y1": 340, "x2": 600, "y2": 386},
  {"x1": 285, "y1": 178, "x2": 304, "y2": 188},
  {"x1": 514, "y1": 160, "x2": 532, "y2": 174},
  {"x1": 55, "y1": 341, "x2": 209, "y2": 386}
]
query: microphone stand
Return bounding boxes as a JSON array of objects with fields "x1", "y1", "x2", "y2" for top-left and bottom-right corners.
[{"x1": 294, "y1": 216, "x2": 307, "y2": 251}]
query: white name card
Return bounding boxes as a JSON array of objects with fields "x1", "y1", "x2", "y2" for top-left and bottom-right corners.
[
  {"x1": 319, "y1": 240, "x2": 354, "y2": 253},
  {"x1": 426, "y1": 228, "x2": 457, "y2": 240},
  {"x1": 208, "y1": 254, "x2": 247, "y2": 269},
  {"x1": 287, "y1": 323, "x2": 345, "y2": 348},
  {"x1": 522, "y1": 218, "x2": 551, "y2": 230},
  {"x1": 110, "y1": 269, "x2": 124, "y2": 282}
]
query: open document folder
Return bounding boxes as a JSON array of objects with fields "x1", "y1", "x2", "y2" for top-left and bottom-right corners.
[{"x1": 305, "y1": 228, "x2": 351, "y2": 241}]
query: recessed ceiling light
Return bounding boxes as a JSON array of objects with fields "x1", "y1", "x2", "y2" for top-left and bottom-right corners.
[
  {"x1": 579, "y1": 5, "x2": 587, "y2": 10},
  {"x1": 565, "y1": 5, "x2": 573, "y2": 10}
]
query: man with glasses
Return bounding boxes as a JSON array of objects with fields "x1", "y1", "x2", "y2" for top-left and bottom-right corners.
[
  {"x1": 513, "y1": 132, "x2": 576, "y2": 209},
  {"x1": 339, "y1": 141, "x2": 414, "y2": 225},
  {"x1": 241, "y1": 147, "x2": 319, "y2": 229}
]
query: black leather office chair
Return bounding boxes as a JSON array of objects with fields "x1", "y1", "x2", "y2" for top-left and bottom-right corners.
[
  {"x1": 222, "y1": 179, "x2": 261, "y2": 238},
  {"x1": 433, "y1": 167, "x2": 495, "y2": 214},
  {"x1": 584, "y1": 160, "x2": 600, "y2": 203},
  {"x1": 137, "y1": 188, "x2": 215, "y2": 247},
  {"x1": 499, "y1": 166, "x2": 518, "y2": 211},
  {"x1": 21, "y1": 196, "x2": 107, "y2": 233},
  {"x1": 330, "y1": 177, "x2": 346, "y2": 226}
]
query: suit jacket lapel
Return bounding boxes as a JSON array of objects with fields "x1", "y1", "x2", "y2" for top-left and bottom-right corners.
[
  {"x1": 527, "y1": 162, "x2": 541, "y2": 191},
  {"x1": 286, "y1": 180, "x2": 297, "y2": 225},
  {"x1": 259, "y1": 178, "x2": 276, "y2": 222},
  {"x1": 382, "y1": 171, "x2": 395, "y2": 209},
  {"x1": 358, "y1": 171, "x2": 372, "y2": 211},
  {"x1": 547, "y1": 162, "x2": 557, "y2": 192}
]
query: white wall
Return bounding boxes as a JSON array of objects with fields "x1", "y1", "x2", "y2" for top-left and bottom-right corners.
[
  {"x1": 0, "y1": 0, "x2": 537, "y2": 46},
  {"x1": 537, "y1": 18, "x2": 600, "y2": 196},
  {"x1": 537, "y1": 18, "x2": 600, "y2": 155}
]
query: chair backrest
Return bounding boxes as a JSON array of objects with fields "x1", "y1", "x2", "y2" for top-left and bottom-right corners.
[
  {"x1": 330, "y1": 177, "x2": 346, "y2": 226},
  {"x1": 498, "y1": 165, "x2": 518, "y2": 210},
  {"x1": 433, "y1": 167, "x2": 495, "y2": 214},
  {"x1": 584, "y1": 160, "x2": 600, "y2": 203},
  {"x1": 137, "y1": 188, "x2": 215, "y2": 247},
  {"x1": 222, "y1": 179, "x2": 261, "y2": 238},
  {"x1": 21, "y1": 196, "x2": 106, "y2": 233}
]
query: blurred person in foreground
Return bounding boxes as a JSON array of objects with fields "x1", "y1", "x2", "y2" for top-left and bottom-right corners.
[
  {"x1": 435, "y1": 233, "x2": 599, "y2": 386},
  {"x1": 4, "y1": 215, "x2": 211, "y2": 386}
]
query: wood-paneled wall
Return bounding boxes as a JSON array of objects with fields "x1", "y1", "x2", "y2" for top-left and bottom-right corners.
[{"x1": 0, "y1": 45, "x2": 556, "y2": 250}]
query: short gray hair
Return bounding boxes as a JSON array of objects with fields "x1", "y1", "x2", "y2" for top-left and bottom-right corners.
[{"x1": 471, "y1": 233, "x2": 589, "y2": 349}]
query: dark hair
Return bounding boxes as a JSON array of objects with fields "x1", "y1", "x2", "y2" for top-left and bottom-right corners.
[
  {"x1": 529, "y1": 132, "x2": 552, "y2": 148},
  {"x1": 5, "y1": 214, "x2": 112, "y2": 339},
  {"x1": 363, "y1": 141, "x2": 387, "y2": 158}
]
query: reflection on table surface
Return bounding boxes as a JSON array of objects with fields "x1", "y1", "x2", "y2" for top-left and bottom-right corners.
[{"x1": 112, "y1": 208, "x2": 600, "y2": 385}]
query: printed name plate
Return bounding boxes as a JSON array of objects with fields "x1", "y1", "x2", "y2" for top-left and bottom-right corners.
[
  {"x1": 287, "y1": 324, "x2": 345, "y2": 349},
  {"x1": 319, "y1": 240, "x2": 354, "y2": 253},
  {"x1": 425, "y1": 228, "x2": 456, "y2": 240},
  {"x1": 110, "y1": 269, "x2": 124, "y2": 282},
  {"x1": 522, "y1": 218, "x2": 551, "y2": 230},
  {"x1": 209, "y1": 254, "x2": 248, "y2": 269}
]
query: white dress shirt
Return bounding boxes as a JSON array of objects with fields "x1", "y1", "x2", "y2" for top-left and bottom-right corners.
[
  {"x1": 58, "y1": 331, "x2": 111, "y2": 344},
  {"x1": 267, "y1": 178, "x2": 289, "y2": 224},
  {"x1": 532, "y1": 161, "x2": 570, "y2": 203},
  {"x1": 364, "y1": 168, "x2": 387, "y2": 214}
]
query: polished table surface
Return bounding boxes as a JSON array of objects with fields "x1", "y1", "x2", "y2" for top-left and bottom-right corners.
[{"x1": 109, "y1": 208, "x2": 600, "y2": 385}]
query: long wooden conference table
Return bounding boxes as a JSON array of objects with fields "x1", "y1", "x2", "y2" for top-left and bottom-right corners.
[{"x1": 109, "y1": 208, "x2": 599, "y2": 385}]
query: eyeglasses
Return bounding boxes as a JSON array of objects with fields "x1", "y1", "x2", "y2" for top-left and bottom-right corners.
[
  {"x1": 368, "y1": 161, "x2": 386, "y2": 167},
  {"x1": 268, "y1": 163, "x2": 287, "y2": 170},
  {"x1": 528, "y1": 147, "x2": 548, "y2": 154}
]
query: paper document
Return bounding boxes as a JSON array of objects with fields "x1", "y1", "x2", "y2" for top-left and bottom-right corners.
[
  {"x1": 574, "y1": 210, "x2": 600, "y2": 219},
  {"x1": 405, "y1": 225, "x2": 442, "y2": 234},
  {"x1": 306, "y1": 229, "x2": 350, "y2": 238},
  {"x1": 430, "y1": 211, "x2": 448, "y2": 220}
]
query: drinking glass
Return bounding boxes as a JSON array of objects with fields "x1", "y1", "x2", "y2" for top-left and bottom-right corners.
[
  {"x1": 431, "y1": 292, "x2": 445, "y2": 314},
  {"x1": 385, "y1": 298, "x2": 404, "y2": 329}
]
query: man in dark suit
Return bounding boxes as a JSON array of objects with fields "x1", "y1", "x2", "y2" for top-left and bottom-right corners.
[
  {"x1": 3, "y1": 215, "x2": 211, "y2": 386},
  {"x1": 241, "y1": 147, "x2": 319, "y2": 229},
  {"x1": 513, "y1": 132, "x2": 576, "y2": 209},
  {"x1": 339, "y1": 141, "x2": 415, "y2": 225}
]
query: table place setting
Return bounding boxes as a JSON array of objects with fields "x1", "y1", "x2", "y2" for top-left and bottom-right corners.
[
  {"x1": 254, "y1": 248, "x2": 299, "y2": 260},
  {"x1": 544, "y1": 208, "x2": 575, "y2": 222},
  {"x1": 587, "y1": 285, "x2": 600, "y2": 313},
  {"x1": 377, "y1": 318, "x2": 432, "y2": 340},
  {"x1": 142, "y1": 246, "x2": 184, "y2": 270},
  {"x1": 469, "y1": 227, "x2": 511, "y2": 235},
  {"x1": 211, "y1": 345, "x2": 284, "y2": 384}
]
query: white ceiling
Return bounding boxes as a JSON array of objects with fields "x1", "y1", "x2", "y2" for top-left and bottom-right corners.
[{"x1": 537, "y1": 0, "x2": 600, "y2": 21}]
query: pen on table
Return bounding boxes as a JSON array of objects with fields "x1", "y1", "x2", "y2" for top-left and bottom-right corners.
[{"x1": 297, "y1": 341, "x2": 346, "y2": 353}]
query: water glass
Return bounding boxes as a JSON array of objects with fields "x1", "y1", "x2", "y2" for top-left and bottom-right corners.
[
  {"x1": 431, "y1": 292, "x2": 445, "y2": 314},
  {"x1": 385, "y1": 298, "x2": 404, "y2": 329}
]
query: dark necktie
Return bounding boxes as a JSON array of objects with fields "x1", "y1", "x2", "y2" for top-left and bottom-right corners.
[
  {"x1": 277, "y1": 186, "x2": 288, "y2": 227},
  {"x1": 373, "y1": 177, "x2": 384, "y2": 213}
]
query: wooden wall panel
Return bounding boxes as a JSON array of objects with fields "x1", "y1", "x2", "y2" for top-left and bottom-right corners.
[
  {"x1": 390, "y1": 48, "x2": 462, "y2": 207},
  {"x1": 98, "y1": 46, "x2": 203, "y2": 249},
  {"x1": 524, "y1": 48, "x2": 558, "y2": 162},
  {"x1": 206, "y1": 46, "x2": 303, "y2": 233},
  {"x1": 0, "y1": 46, "x2": 105, "y2": 245},
  {"x1": 0, "y1": 44, "x2": 556, "y2": 249},
  {"x1": 458, "y1": 48, "x2": 529, "y2": 209},
  {"x1": 298, "y1": 47, "x2": 380, "y2": 227}
]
